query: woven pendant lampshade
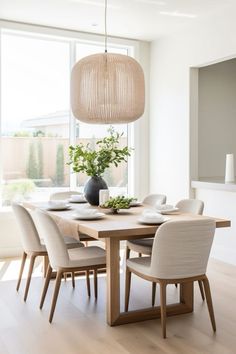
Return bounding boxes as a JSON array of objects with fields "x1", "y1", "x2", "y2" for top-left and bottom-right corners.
[{"x1": 71, "y1": 52, "x2": 145, "y2": 124}]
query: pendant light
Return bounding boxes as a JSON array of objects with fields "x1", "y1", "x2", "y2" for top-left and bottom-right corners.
[{"x1": 71, "y1": 0, "x2": 145, "y2": 124}]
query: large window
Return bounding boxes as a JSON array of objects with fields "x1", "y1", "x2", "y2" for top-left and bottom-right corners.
[{"x1": 0, "y1": 29, "x2": 132, "y2": 206}]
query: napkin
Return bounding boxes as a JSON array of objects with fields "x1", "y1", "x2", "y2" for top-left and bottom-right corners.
[
  {"x1": 142, "y1": 209, "x2": 164, "y2": 222},
  {"x1": 49, "y1": 200, "x2": 67, "y2": 208},
  {"x1": 74, "y1": 208, "x2": 99, "y2": 216}
]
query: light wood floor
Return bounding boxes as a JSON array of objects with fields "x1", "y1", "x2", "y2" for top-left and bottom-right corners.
[{"x1": 0, "y1": 255, "x2": 236, "y2": 354}]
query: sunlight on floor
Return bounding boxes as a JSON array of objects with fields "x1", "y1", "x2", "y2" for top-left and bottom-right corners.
[
  {"x1": 0, "y1": 247, "x2": 126, "y2": 283},
  {"x1": 0, "y1": 258, "x2": 44, "y2": 282}
]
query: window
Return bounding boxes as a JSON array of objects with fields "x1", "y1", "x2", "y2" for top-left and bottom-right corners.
[
  {"x1": 0, "y1": 28, "x2": 132, "y2": 206},
  {"x1": 75, "y1": 43, "x2": 129, "y2": 196}
]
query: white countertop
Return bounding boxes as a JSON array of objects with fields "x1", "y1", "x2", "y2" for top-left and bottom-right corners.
[{"x1": 191, "y1": 178, "x2": 236, "y2": 192}]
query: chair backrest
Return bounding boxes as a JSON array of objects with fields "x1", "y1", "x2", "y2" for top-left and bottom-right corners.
[
  {"x1": 34, "y1": 209, "x2": 69, "y2": 269},
  {"x1": 50, "y1": 191, "x2": 81, "y2": 200},
  {"x1": 176, "y1": 199, "x2": 204, "y2": 215},
  {"x1": 12, "y1": 203, "x2": 43, "y2": 253},
  {"x1": 150, "y1": 219, "x2": 215, "y2": 279},
  {"x1": 143, "y1": 194, "x2": 167, "y2": 207}
]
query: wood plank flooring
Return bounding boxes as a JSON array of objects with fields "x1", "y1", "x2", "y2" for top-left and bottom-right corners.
[{"x1": 0, "y1": 254, "x2": 236, "y2": 354}]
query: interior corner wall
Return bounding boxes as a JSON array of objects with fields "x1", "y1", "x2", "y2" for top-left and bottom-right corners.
[
  {"x1": 149, "y1": 10, "x2": 236, "y2": 205},
  {"x1": 198, "y1": 59, "x2": 236, "y2": 178},
  {"x1": 149, "y1": 11, "x2": 236, "y2": 265}
]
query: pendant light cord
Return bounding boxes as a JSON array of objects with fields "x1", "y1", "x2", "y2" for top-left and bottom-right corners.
[{"x1": 105, "y1": 0, "x2": 107, "y2": 53}]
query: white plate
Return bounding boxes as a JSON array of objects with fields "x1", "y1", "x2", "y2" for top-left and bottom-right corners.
[
  {"x1": 156, "y1": 207, "x2": 179, "y2": 215},
  {"x1": 47, "y1": 204, "x2": 71, "y2": 211},
  {"x1": 130, "y1": 201, "x2": 142, "y2": 207},
  {"x1": 68, "y1": 198, "x2": 87, "y2": 203},
  {"x1": 138, "y1": 216, "x2": 169, "y2": 225},
  {"x1": 72, "y1": 212, "x2": 105, "y2": 220}
]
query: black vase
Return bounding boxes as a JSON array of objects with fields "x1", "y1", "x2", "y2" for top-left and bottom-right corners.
[{"x1": 84, "y1": 176, "x2": 108, "y2": 206}]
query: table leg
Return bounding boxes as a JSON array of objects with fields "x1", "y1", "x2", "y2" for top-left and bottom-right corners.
[
  {"x1": 105, "y1": 238, "x2": 194, "y2": 327},
  {"x1": 106, "y1": 238, "x2": 120, "y2": 325},
  {"x1": 180, "y1": 281, "x2": 194, "y2": 310}
]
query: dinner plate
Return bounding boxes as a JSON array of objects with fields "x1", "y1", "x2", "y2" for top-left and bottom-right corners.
[
  {"x1": 138, "y1": 216, "x2": 169, "y2": 225},
  {"x1": 156, "y1": 207, "x2": 179, "y2": 215},
  {"x1": 68, "y1": 198, "x2": 87, "y2": 203},
  {"x1": 46, "y1": 204, "x2": 71, "y2": 211},
  {"x1": 72, "y1": 212, "x2": 105, "y2": 220}
]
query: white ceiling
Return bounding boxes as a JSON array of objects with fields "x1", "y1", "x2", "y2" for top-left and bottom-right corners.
[{"x1": 0, "y1": 0, "x2": 235, "y2": 41}]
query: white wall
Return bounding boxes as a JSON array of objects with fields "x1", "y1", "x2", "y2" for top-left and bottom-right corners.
[
  {"x1": 149, "y1": 10, "x2": 236, "y2": 264},
  {"x1": 150, "y1": 10, "x2": 236, "y2": 204},
  {"x1": 0, "y1": 210, "x2": 22, "y2": 258},
  {"x1": 198, "y1": 59, "x2": 236, "y2": 178}
]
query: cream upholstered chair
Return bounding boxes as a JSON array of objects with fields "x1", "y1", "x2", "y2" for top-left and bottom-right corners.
[
  {"x1": 126, "y1": 194, "x2": 167, "y2": 258},
  {"x1": 176, "y1": 198, "x2": 204, "y2": 215},
  {"x1": 50, "y1": 191, "x2": 95, "y2": 244},
  {"x1": 35, "y1": 209, "x2": 106, "y2": 323},
  {"x1": 50, "y1": 191, "x2": 81, "y2": 201},
  {"x1": 142, "y1": 194, "x2": 167, "y2": 207},
  {"x1": 126, "y1": 198, "x2": 205, "y2": 301},
  {"x1": 12, "y1": 203, "x2": 84, "y2": 301},
  {"x1": 125, "y1": 219, "x2": 216, "y2": 338}
]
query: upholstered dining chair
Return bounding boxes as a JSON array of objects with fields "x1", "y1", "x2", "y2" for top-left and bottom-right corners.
[
  {"x1": 50, "y1": 191, "x2": 96, "y2": 245},
  {"x1": 35, "y1": 209, "x2": 106, "y2": 323},
  {"x1": 12, "y1": 203, "x2": 85, "y2": 301},
  {"x1": 126, "y1": 198, "x2": 205, "y2": 302},
  {"x1": 142, "y1": 194, "x2": 167, "y2": 207},
  {"x1": 176, "y1": 198, "x2": 204, "y2": 215},
  {"x1": 50, "y1": 191, "x2": 81, "y2": 201},
  {"x1": 125, "y1": 219, "x2": 216, "y2": 338},
  {"x1": 126, "y1": 193, "x2": 167, "y2": 259}
]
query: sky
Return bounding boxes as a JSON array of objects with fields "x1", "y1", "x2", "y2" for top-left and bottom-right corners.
[{"x1": 1, "y1": 30, "x2": 127, "y2": 138}]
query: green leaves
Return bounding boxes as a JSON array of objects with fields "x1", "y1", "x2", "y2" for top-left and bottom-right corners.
[
  {"x1": 68, "y1": 127, "x2": 132, "y2": 177},
  {"x1": 102, "y1": 196, "x2": 134, "y2": 210}
]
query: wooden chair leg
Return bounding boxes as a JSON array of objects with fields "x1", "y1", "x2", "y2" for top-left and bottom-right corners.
[
  {"x1": 160, "y1": 282, "x2": 167, "y2": 338},
  {"x1": 152, "y1": 282, "x2": 156, "y2": 306},
  {"x1": 126, "y1": 246, "x2": 130, "y2": 260},
  {"x1": 49, "y1": 270, "x2": 62, "y2": 323},
  {"x1": 43, "y1": 256, "x2": 49, "y2": 278},
  {"x1": 139, "y1": 253, "x2": 142, "y2": 257},
  {"x1": 202, "y1": 277, "x2": 216, "y2": 332},
  {"x1": 94, "y1": 269, "x2": 98, "y2": 299},
  {"x1": 86, "y1": 270, "x2": 91, "y2": 297},
  {"x1": 125, "y1": 268, "x2": 132, "y2": 312},
  {"x1": 72, "y1": 272, "x2": 75, "y2": 288},
  {"x1": 40, "y1": 264, "x2": 52, "y2": 309},
  {"x1": 24, "y1": 254, "x2": 36, "y2": 302},
  {"x1": 198, "y1": 280, "x2": 205, "y2": 301},
  {"x1": 16, "y1": 252, "x2": 27, "y2": 291}
]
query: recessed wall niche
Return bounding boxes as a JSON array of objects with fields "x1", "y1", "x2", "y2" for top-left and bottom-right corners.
[{"x1": 198, "y1": 58, "x2": 236, "y2": 180}]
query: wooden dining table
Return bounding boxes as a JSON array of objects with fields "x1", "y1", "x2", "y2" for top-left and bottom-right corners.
[{"x1": 24, "y1": 201, "x2": 231, "y2": 326}]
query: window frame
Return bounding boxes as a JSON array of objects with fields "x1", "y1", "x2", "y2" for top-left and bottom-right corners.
[{"x1": 0, "y1": 20, "x2": 142, "y2": 206}]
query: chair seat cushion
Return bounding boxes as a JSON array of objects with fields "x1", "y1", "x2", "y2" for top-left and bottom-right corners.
[
  {"x1": 127, "y1": 238, "x2": 154, "y2": 255},
  {"x1": 63, "y1": 236, "x2": 85, "y2": 249},
  {"x1": 126, "y1": 256, "x2": 152, "y2": 277},
  {"x1": 67, "y1": 246, "x2": 106, "y2": 268},
  {"x1": 41, "y1": 236, "x2": 84, "y2": 250}
]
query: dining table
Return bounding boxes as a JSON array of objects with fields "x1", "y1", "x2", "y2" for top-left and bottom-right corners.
[{"x1": 23, "y1": 200, "x2": 231, "y2": 326}]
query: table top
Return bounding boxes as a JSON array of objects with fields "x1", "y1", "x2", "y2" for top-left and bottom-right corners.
[{"x1": 24, "y1": 201, "x2": 231, "y2": 241}]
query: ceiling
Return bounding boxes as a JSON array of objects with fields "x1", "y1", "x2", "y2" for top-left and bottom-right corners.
[{"x1": 0, "y1": 0, "x2": 235, "y2": 41}]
